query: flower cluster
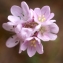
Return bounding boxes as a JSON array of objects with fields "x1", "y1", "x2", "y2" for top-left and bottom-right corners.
[{"x1": 2, "y1": 1, "x2": 59, "y2": 57}]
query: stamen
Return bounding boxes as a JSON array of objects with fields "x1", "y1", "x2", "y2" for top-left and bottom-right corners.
[
  {"x1": 22, "y1": 22, "x2": 38, "y2": 28},
  {"x1": 40, "y1": 26, "x2": 46, "y2": 35},
  {"x1": 38, "y1": 15, "x2": 46, "y2": 22},
  {"x1": 34, "y1": 44, "x2": 36, "y2": 47},
  {"x1": 30, "y1": 39, "x2": 36, "y2": 47}
]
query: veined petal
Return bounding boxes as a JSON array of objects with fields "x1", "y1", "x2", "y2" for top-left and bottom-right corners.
[
  {"x1": 35, "y1": 37, "x2": 41, "y2": 44},
  {"x1": 27, "y1": 46, "x2": 36, "y2": 57},
  {"x1": 2, "y1": 22, "x2": 16, "y2": 32},
  {"x1": 15, "y1": 24, "x2": 22, "y2": 33},
  {"x1": 30, "y1": 9, "x2": 34, "y2": 18},
  {"x1": 34, "y1": 8, "x2": 41, "y2": 16},
  {"x1": 21, "y1": 28, "x2": 33, "y2": 37},
  {"x1": 50, "y1": 23, "x2": 59, "y2": 33},
  {"x1": 21, "y1": 1, "x2": 29, "y2": 15},
  {"x1": 11, "y1": 5, "x2": 22, "y2": 16},
  {"x1": 47, "y1": 33, "x2": 57, "y2": 40},
  {"x1": 36, "y1": 42, "x2": 44, "y2": 54},
  {"x1": 48, "y1": 13, "x2": 54, "y2": 20},
  {"x1": 37, "y1": 32, "x2": 50, "y2": 41},
  {"x1": 21, "y1": 41, "x2": 28, "y2": 51},
  {"x1": 41, "y1": 6, "x2": 50, "y2": 19},
  {"x1": 34, "y1": 8, "x2": 41, "y2": 24},
  {"x1": 8, "y1": 15, "x2": 20, "y2": 23},
  {"x1": 43, "y1": 20, "x2": 56, "y2": 25},
  {"x1": 6, "y1": 35, "x2": 19, "y2": 48}
]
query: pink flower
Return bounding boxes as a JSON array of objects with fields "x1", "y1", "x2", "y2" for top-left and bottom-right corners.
[
  {"x1": 37, "y1": 23, "x2": 59, "y2": 41},
  {"x1": 34, "y1": 6, "x2": 56, "y2": 25},
  {"x1": 6, "y1": 35, "x2": 22, "y2": 53},
  {"x1": 8, "y1": 1, "x2": 33, "y2": 24},
  {"x1": 21, "y1": 37, "x2": 44, "y2": 57},
  {"x1": 6, "y1": 24, "x2": 34, "y2": 53},
  {"x1": 2, "y1": 22, "x2": 16, "y2": 32}
]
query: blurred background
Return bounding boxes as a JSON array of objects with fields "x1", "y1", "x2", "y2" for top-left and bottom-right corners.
[{"x1": 0, "y1": 0, "x2": 63, "y2": 63}]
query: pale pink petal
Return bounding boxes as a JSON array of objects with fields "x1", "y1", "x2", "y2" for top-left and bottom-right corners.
[
  {"x1": 11, "y1": 5, "x2": 22, "y2": 16},
  {"x1": 27, "y1": 9, "x2": 34, "y2": 21},
  {"x1": 30, "y1": 9, "x2": 34, "y2": 18},
  {"x1": 6, "y1": 35, "x2": 19, "y2": 48},
  {"x1": 2, "y1": 22, "x2": 15, "y2": 32},
  {"x1": 43, "y1": 20, "x2": 56, "y2": 25},
  {"x1": 21, "y1": 1, "x2": 29, "y2": 15},
  {"x1": 27, "y1": 46, "x2": 36, "y2": 57},
  {"x1": 49, "y1": 20, "x2": 56, "y2": 23},
  {"x1": 34, "y1": 8, "x2": 41, "y2": 24},
  {"x1": 8, "y1": 15, "x2": 20, "y2": 23},
  {"x1": 48, "y1": 13, "x2": 54, "y2": 20},
  {"x1": 41, "y1": 6, "x2": 50, "y2": 19},
  {"x1": 47, "y1": 33, "x2": 57, "y2": 40},
  {"x1": 37, "y1": 32, "x2": 50, "y2": 41},
  {"x1": 15, "y1": 24, "x2": 22, "y2": 33},
  {"x1": 36, "y1": 42, "x2": 44, "y2": 54},
  {"x1": 21, "y1": 28, "x2": 33, "y2": 37},
  {"x1": 35, "y1": 37, "x2": 41, "y2": 44},
  {"x1": 50, "y1": 23, "x2": 59, "y2": 33},
  {"x1": 34, "y1": 8, "x2": 41, "y2": 16},
  {"x1": 21, "y1": 41, "x2": 28, "y2": 51}
]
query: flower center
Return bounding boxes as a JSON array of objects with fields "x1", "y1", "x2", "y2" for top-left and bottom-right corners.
[
  {"x1": 22, "y1": 22, "x2": 38, "y2": 28},
  {"x1": 38, "y1": 15, "x2": 46, "y2": 22},
  {"x1": 30, "y1": 39, "x2": 36, "y2": 47},
  {"x1": 40, "y1": 26, "x2": 46, "y2": 35}
]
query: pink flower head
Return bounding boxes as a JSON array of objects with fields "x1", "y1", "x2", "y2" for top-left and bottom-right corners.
[
  {"x1": 6, "y1": 35, "x2": 22, "y2": 53},
  {"x1": 2, "y1": 1, "x2": 59, "y2": 57},
  {"x1": 34, "y1": 6, "x2": 56, "y2": 25},
  {"x1": 37, "y1": 23, "x2": 59, "y2": 41},
  {"x1": 21, "y1": 37, "x2": 44, "y2": 57}
]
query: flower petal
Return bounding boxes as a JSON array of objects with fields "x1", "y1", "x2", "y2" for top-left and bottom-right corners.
[
  {"x1": 37, "y1": 32, "x2": 50, "y2": 41},
  {"x1": 21, "y1": 41, "x2": 28, "y2": 51},
  {"x1": 6, "y1": 35, "x2": 19, "y2": 48},
  {"x1": 47, "y1": 33, "x2": 57, "y2": 40},
  {"x1": 21, "y1": 1, "x2": 29, "y2": 15},
  {"x1": 30, "y1": 9, "x2": 34, "y2": 18},
  {"x1": 15, "y1": 24, "x2": 22, "y2": 33},
  {"x1": 50, "y1": 23, "x2": 59, "y2": 33},
  {"x1": 2, "y1": 22, "x2": 15, "y2": 32},
  {"x1": 11, "y1": 5, "x2": 22, "y2": 16},
  {"x1": 48, "y1": 13, "x2": 54, "y2": 20},
  {"x1": 8, "y1": 15, "x2": 20, "y2": 23},
  {"x1": 21, "y1": 28, "x2": 33, "y2": 37},
  {"x1": 34, "y1": 8, "x2": 41, "y2": 24},
  {"x1": 27, "y1": 46, "x2": 36, "y2": 57},
  {"x1": 34, "y1": 8, "x2": 41, "y2": 16},
  {"x1": 41, "y1": 6, "x2": 50, "y2": 19},
  {"x1": 36, "y1": 42, "x2": 44, "y2": 54}
]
